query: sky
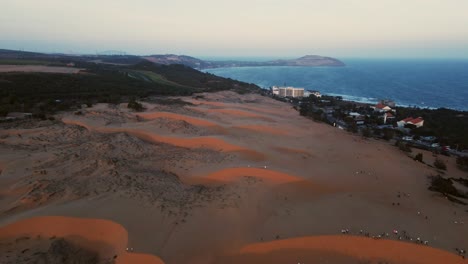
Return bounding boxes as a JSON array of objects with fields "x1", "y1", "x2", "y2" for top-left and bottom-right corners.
[{"x1": 1, "y1": 0, "x2": 468, "y2": 58}]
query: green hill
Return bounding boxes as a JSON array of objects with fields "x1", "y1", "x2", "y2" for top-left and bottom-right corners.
[{"x1": 0, "y1": 55, "x2": 261, "y2": 117}]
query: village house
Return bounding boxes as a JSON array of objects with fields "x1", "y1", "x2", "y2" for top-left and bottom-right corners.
[
  {"x1": 383, "y1": 111, "x2": 395, "y2": 124},
  {"x1": 397, "y1": 117, "x2": 424, "y2": 128},
  {"x1": 378, "y1": 99, "x2": 396, "y2": 108},
  {"x1": 304, "y1": 90, "x2": 321, "y2": 98},
  {"x1": 373, "y1": 103, "x2": 393, "y2": 113}
]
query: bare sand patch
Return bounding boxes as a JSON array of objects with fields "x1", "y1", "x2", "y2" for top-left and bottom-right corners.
[
  {"x1": 0, "y1": 216, "x2": 165, "y2": 263},
  {"x1": 136, "y1": 112, "x2": 218, "y2": 127},
  {"x1": 273, "y1": 146, "x2": 312, "y2": 156},
  {"x1": 0, "y1": 65, "x2": 82, "y2": 74},
  {"x1": 232, "y1": 125, "x2": 289, "y2": 136},
  {"x1": 232, "y1": 235, "x2": 465, "y2": 264},
  {"x1": 189, "y1": 107, "x2": 274, "y2": 122},
  {"x1": 201, "y1": 168, "x2": 303, "y2": 184}
]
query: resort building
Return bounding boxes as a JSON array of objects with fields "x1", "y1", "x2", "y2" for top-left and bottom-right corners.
[{"x1": 271, "y1": 86, "x2": 305, "y2": 98}]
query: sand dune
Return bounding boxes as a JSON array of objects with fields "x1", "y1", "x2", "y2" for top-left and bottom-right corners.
[
  {"x1": 190, "y1": 99, "x2": 291, "y2": 117},
  {"x1": 116, "y1": 253, "x2": 165, "y2": 264},
  {"x1": 2, "y1": 91, "x2": 467, "y2": 264},
  {"x1": 136, "y1": 112, "x2": 219, "y2": 127},
  {"x1": 190, "y1": 107, "x2": 274, "y2": 122},
  {"x1": 0, "y1": 216, "x2": 165, "y2": 263},
  {"x1": 201, "y1": 168, "x2": 303, "y2": 184},
  {"x1": 231, "y1": 236, "x2": 465, "y2": 264},
  {"x1": 232, "y1": 125, "x2": 289, "y2": 136},
  {"x1": 273, "y1": 146, "x2": 311, "y2": 156},
  {"x1": 62, "y1": 118, "x2": 263, "y2": 159}
]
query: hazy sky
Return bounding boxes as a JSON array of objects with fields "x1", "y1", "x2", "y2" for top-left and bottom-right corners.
[{"x1": 1, "y1": 0, "x2": 468, "y2": 58}]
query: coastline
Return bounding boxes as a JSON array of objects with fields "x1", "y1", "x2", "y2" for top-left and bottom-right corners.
[{"x1": 204, "y1": 59, "x2": 468, "y2": 111}]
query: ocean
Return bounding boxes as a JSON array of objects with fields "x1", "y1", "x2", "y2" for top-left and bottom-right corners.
[{"x1": 204, "y1": 59, "x2": 468, "y2": 111}]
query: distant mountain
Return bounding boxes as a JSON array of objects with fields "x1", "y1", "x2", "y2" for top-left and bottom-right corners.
[
  {"x1": 0, "y1": 49, "x2": 344, "y2": 69},
  {"x1": 143, "y1": 54, "x2": 345, "y2": 69},
  {"x1": 143, "y1": 54, "x2": 210, "y2": 69}
]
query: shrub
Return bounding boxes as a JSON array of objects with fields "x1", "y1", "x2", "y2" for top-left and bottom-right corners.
[
  {"x1": 434, "y1": 158, "x2": 447, "y2": 170},
  {"x1": 414, "y1": 153, "x2": 423, "y2": 162},
  {"x1": 127, "y1": 100, "x2": 144, "y2": 112},
  {"x1": 398, "y1": 141, "x2": 412, "y2": 152},
  {"x1": 456, "y1": 156, "x2": 468, "y2": 171},
  {"x1": 383, "y1": 129, "x2": 395, "y2": 141},
  {"x1": 362, "y1": 127, "x2": 372, "y2": 138},
  {"x1": 428, "y1": 175, "x2": 464, "y2": 198}
]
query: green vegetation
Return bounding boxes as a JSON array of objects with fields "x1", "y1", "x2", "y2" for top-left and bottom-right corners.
[
  {"x1": 0, "y1": 59, "x2": 260, "y2": 117},
  {"x1": 361, "y1": 127, "x2": 372, "y2": 138},
  {"x1": 0, "y1": 59, "x2": 64, "y2": 65},
  {"x1": 414, "y1": 153, "x2": 423, "y2": 162},
  {"x1": 397, "y1": 107, "x2": 468, "y2": 149},
  {"x1": 433, "y1": 158, "x2": 447, "y2": 170},
  {"x1": 456, "y1": 156, "x2": 468, "y2": 171},
  {"x1": 428, "y1": 175, "x2": 466, "y2": 201},
  {"x1": 127, "y1": 100, "x2": 144, "y2": 112},
  {"x1": 397, "y1": 141, "x2": 412, "y2": 152}
]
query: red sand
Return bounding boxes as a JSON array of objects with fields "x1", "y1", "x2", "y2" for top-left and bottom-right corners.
[
  {"x1": 137, "y1": 112, "x2": 219, "y2": 127},
  {"x1": 0, "y1": 216, "x2": 165, "y2": 263},
  {"x1": 116, "y1": 252, "x2": 165, "y2": 264},
  {"x1": 62, "y1": 118, "x2": 259, "y2": 155},
  {"x1": 202, "y1": 167, "x2": 303, "y2": 184},
  {"x1": 238, "y1": 236, "x2": 465, "y2": 264}
]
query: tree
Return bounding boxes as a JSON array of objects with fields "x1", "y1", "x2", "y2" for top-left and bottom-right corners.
[
  {"x1": 362, "y1": 127, "x2": 372, "y2": 138},
  {"x1": 398, "y1": 141, "x2": 412, "y2": 153},
  {"x1": 414, "y1": 153, "x2": 423, "y2": 162},
  {"x1": 456, "y1": 156, "x2": 468, "y2": 171},
  {"x1": 128, "y1": 100, "x2": 144, "y2": 112},
  {"x1": 383, "y1": 129, "x2": 395, "y2": 141}
]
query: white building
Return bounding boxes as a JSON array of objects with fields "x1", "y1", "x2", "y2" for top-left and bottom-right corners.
[
  {"x1": 271, "y1": 86, "x2": 280, "y2": 95},
  {"x1": 308, "y1": 90, "x2": 322, "y2": 98},
  {"x1": 272, "y1": 86, "x2": 305, "y2": 98}
]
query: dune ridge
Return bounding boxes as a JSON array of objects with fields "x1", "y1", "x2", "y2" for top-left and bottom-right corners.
[
  {"x1": 238, "y1": 235, "x2": 465, "y2": 264},
  {"x1": 62, "y1": 118, "x2": 260, "y2": 155},
  {"x1": 136, "y1": 111, "x2": 219, "y2": 127},
  {"x1": 0, "y1": 216, "x2": 165, "y2": 264}
]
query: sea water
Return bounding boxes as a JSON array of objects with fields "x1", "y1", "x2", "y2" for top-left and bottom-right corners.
[{"x1": 205, "y1": 59, "x2": 468, "y2": 111}]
